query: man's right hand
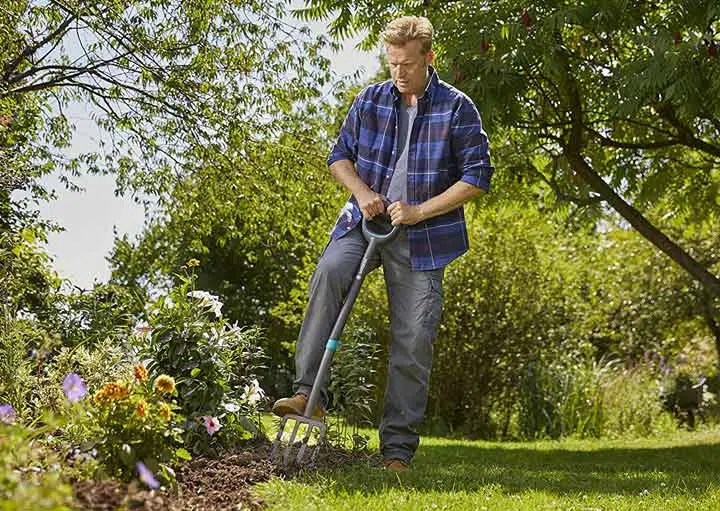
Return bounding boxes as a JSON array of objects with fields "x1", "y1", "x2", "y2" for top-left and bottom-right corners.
[{"x1": 356, "y1": 190, "x2": 386, "y2": 219}]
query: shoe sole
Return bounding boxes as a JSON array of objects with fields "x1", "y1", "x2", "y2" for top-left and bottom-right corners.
[{"x1": 272, "y1": 403, "x2": 323, "y2": 420}]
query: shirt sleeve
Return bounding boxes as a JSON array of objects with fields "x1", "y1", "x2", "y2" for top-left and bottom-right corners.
[
  {"x1": 327, "y1": 92, "x2": 362, "y2": 167},
  {"x1": 450, "y1": 96, "x2": 494, "y2": 192}
]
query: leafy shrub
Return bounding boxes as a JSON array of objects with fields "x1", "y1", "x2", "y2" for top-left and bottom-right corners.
[
  {"x1": 516, "y1": 356, "x2": 675, "y2": 439},
  {"x1": 327, "y1": 323, "x2": 381, "y2": 450},
  {"x1": 335, "y1": 204, "x2": 701, "y2": 439},
  {"x1": 0, "y1": 310, "x2": 134, "y2": 424},
  {"x1": 0, "y1": 419, "x2": 74, "y2": 511},
  {"x1": 33, "y1": 339, "x2": 133, "y2": 422},
  {"x1": 132, "y1": 266, "x2": 266, "y2": 453},
  {"x1": 426, "y1": 205, "x2": 576, "y2": 438},
  {"x1": 80, "y1": 366, "x2": 186, "y2": 484},
  {"x1": 0, "y1": 228, "x2": 61, "y2": 317},
  {"x1": 0, "y1": 314, "x2": 38, "y2": 419},
  {"x1": 517, "y1": 354, "x2": 611, "y2": 440},
  {"x1": 603, "y1": 365, "x2": 676, "y2": 437},
  {"x1": 45, "y1": 282, "x2": 142, "y2": 349}
]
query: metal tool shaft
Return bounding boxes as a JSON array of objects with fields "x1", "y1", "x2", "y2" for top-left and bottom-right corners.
[{"x1": 303, "y1": 237, "x2": 379, "y2": 419}]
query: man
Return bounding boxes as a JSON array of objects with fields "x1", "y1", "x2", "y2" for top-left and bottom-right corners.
[{"x1": 272, "y1": 15, "x2": 494, "y2": 471}]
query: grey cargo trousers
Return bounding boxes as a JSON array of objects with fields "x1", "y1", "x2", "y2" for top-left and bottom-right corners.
[{"x1": 293, "y1": 224, "x2": 444, "y2": 464}]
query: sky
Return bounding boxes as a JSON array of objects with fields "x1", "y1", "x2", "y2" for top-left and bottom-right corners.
[{"x1": 37, "y1": 15, "x2": 381, "y2": 289}]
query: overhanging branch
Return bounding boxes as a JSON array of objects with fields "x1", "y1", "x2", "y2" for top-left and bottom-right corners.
[
  {"x1": 2, "y1": 14, "x2": 76, "y2": 82},
  {"x1": 585, "y1": 126, "x2": 679, "y2": 150}
]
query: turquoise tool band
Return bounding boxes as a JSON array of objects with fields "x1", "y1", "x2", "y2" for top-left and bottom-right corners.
[{"x1": 326, "y1": 339, "x2": 341, "y2": 352}]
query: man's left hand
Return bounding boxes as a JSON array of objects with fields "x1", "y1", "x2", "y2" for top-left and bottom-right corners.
[{"x1": 388, "y1": 201, "x2": 425, "y2": 226}]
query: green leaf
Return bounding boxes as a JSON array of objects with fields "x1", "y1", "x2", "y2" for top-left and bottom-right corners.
[{"x1": 175, "y1": 447, "x2": 192, "y2": 460}]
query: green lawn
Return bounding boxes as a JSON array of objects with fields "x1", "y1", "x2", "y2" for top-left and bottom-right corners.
[{"x1": 255, "y1": 426, "x2": 720, "y2": 510}]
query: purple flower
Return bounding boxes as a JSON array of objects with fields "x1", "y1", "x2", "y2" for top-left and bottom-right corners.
[
  {"x1": 62, "y1": 373, "x2": 87, "y2": 403},
  {"x1": 0, "y1": 404, "x2": 16, "y2": 424},
  {"x1": 136, "y1": 461, "x2": 160, "y2": 489}
]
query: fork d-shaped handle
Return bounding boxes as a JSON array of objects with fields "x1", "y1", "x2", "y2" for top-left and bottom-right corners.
[{"x1": 361, "y1": 213, "x2": 402, "y2": 244}]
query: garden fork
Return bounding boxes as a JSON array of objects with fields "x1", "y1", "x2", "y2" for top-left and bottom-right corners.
[{"x1": 270, "y1": 213, "x2": 400, "y2": 468}]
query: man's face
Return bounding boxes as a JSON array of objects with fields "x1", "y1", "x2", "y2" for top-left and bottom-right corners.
[{"x1": 386, "y1": 40, "x2": 434, "y2": 96}]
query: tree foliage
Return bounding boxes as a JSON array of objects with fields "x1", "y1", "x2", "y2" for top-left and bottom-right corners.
[
  {"x1": 2, "y1": 0, "x2": 336, "y2": 213},
  {"x1": 295, "y1": 0, "x2": 720, "y2": 332}
]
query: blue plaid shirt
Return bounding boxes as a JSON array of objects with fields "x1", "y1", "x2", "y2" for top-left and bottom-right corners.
[{"x1": 327, "y1": 66, "x2": 494, "y2": 270}]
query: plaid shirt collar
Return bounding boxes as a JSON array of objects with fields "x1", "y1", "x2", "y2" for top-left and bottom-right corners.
[{"x1": 389, "y1": 65, "x2": 439, "y2": 103}]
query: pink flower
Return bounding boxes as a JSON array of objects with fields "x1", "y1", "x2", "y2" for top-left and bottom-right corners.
[{"x1": 201, "y1": 415, "x2": 222, "y2": 436}]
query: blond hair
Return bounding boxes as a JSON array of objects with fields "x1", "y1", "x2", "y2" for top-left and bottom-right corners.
[{"x1": 382, "y1": 16, "x2": 433, "y2": 54}]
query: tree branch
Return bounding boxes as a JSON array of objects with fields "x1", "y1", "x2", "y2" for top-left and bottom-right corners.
[
  {"x1": 554, "y1": 35, "x2": 720, "y2": 298},
  {"x1": 2, "y1": 14, "x2": 76, "y2": 82},
  {"x1": 585, "y1": 126, "x2": 679, "y2": 150},
  {"x1": 524, "y1": 152, "x2": 602, "y2": 207},
  {"x1": 654, "y1": 103, "x2": 720, "y2": 159}
]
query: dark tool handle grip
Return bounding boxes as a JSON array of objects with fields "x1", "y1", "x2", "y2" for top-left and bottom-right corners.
[{"x1": 361, "y1": 214, "x2": 401, "y2": 244}]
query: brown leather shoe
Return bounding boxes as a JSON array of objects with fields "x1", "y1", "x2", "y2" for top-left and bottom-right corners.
[
  {"x1": 383, "y1": 459, "x2": 410, "y2": 472},
  {"x1": 271, "y1": 393, "x2": 325, "y2": 419}
]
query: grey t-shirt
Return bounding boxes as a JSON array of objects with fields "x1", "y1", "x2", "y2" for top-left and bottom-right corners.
[{"x1": 386, "y1": 101, "x2": 418, "y2": 203}]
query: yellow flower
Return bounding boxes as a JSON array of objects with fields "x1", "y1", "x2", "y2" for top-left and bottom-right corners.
[
  {"x1": 154, "y1": 375, "x2": 176, "y2": 394},
  {"x1": 135, "y1": 400, "x2": 148, "y2": 417},
  {"x1": 115, "y1": 384, "x2": 129, "y2": 399},
  {"x1": 186, "y1": 258, "x2": 200, "y2": 268},
  {"x1": 134, "y1": 364, "x2": 149, "y2": 382},
  {"x1": 94, "y1": 383, "x2": 129, "y2": 404},
  {"x1": 93, "y1": 389, "x2": 108, "y2": 404},
  {"x1": 159, "y1": 403, "x2": 171, "y2": 422}
]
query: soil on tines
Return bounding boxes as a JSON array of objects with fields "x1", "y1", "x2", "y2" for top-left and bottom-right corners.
[{"x1": 72, "y1": 436, "x2": 381, "y2": 511}]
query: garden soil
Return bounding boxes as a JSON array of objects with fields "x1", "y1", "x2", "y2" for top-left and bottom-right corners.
[{"x1": 72, "y1": 436, "x2": 380, "y2": 510}]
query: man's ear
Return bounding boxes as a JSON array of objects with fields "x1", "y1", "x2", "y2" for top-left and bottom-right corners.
[{"x1": 426, "y1": 50, "x2": 435, "y2": 66}]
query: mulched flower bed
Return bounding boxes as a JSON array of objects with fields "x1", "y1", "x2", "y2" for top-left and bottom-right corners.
[{"x1": 72, "y1": 436, "x2": 380, "y2": 510}]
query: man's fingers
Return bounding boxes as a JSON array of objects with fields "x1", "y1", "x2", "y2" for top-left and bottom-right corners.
[
  {"x1": 373, "y1": 198, "x2": 384, "y2": 215},
  {"x1": 389, "y1": 207, "x2": 402, "y2": 225},
  {"x1": 361, "y1": 194, "x2": 390, "y2": 219}
]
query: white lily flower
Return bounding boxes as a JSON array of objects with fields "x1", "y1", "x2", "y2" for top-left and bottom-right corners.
[
  {"x1": 242, "y1": 378, "x2": 265, "y2": 405},
  {"x1": 223, "y1": 402, "x2": 241, "y2": 413},
  {"x1": 187, "y1": 290, "x2": 223, "y2": 318}
]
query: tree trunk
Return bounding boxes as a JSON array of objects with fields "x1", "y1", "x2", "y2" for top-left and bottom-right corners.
[
  {"x1": 564, "y1": 151, "x2": 720, "y2": 299},
  {"x1": 701, "y1": 298, "x2": 720, "y2": 368},
  {"x1": 557, "y1": 49, "x2": 720, "y2": 300}
]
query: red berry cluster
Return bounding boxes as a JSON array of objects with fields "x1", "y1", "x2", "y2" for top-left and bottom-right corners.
[
  {"x1": 521, "y1": 10, "x2": 533, "y2": 29},
  {"x1": 674, "y1": 30, "x2": 718, "y2": 58}
]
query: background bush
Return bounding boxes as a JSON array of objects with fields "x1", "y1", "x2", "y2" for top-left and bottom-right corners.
[{"x1": 305, "y1": 203, "x2": 717, "y2": 439}]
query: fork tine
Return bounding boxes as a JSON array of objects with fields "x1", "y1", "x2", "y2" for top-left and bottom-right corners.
[
  {"x1": 270, "y1": 415, "x2": 328, "y2": 469},
  {"x1": 283, "y1": 419, "x2": 302, "y2": 467},
  {"x1": 295, "y1": 423, "x2": 315, "y2": 465},
  {"x1": 309, "y1": 423, "x2": 327, "y2": 465},
  {"x1": 270, "y1": 416, "x2": 289, "y2": 461}
]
